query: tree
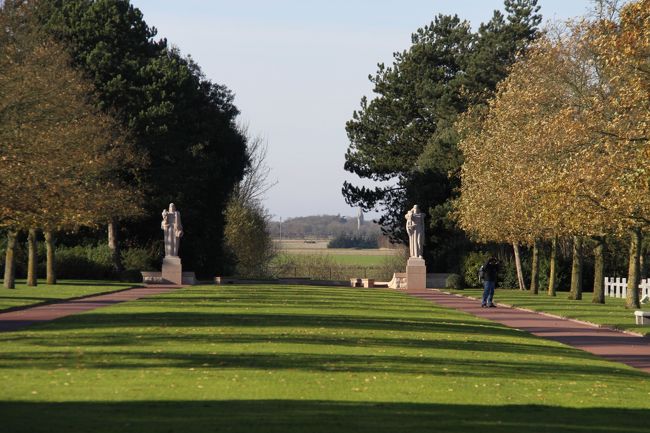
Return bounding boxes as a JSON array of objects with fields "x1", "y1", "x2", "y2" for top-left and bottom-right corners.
[
  {"x1": 456, "y1": 0, "x2": 650, "y2": 307},
  {"x1": 590, "y1": 0, "x2": 650, "y2": 308},
  {"x1": 37, "y1": 0, "x2": 248, "y2": 276},
  {"x1": 343, "y1": 1, "x2": 541, "y2": 271},
  {"x1": 223, "y1": 200, "x2": 274, "y2": 277},
  {"x1": 223, "y1": 130, "x2": 275, "y2": 277},
  {"x1": 0, "y1": 0, "x2": 143, "y2": 287}
]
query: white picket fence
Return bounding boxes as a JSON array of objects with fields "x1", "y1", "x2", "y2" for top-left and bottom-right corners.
[{"x1": 604, "y1": 277, "x2": 650, "y2": 299}]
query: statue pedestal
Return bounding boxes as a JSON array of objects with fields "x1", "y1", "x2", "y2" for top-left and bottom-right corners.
[
  {"x1": 162, "y1": 256, "x2": 183, "y2": 285},
  {"x1": 406, "y1": 257, "x2": 426, "y2": 290}
]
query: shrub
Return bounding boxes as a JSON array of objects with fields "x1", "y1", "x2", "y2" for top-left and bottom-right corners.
[
  {"x1": 374, "y1": 247, "x2": 408, "y2": 281},
  {"x1": 270, "y1": 252, "x2": 404, "y2": 282},
  {"x1": 327, "y1": 233, "x2": 378, "y2": 249},
  {"x1": 55, "y1": 243, "x2": 114, "y2": 279},
  {"x1": 224, "y1": 198, "x2": 275, "y2": 278},
  {"x1": 121, "y1": 247, "x2": 158, "y2": 271},
  {"x1": 462, "y1": 251, "x2": 490, "y2": 287},
  {"x1": 445, "y1": 274, "x2": 464, "y2": 290},
  {"x1": 498, "y1": 258, "x2": 519, "y2": 289},
  {"x1": 271, "y1": 254, "x2": 343, "y2": 280}
]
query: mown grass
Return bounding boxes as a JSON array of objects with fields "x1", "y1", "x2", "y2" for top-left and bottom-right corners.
[
  {"x1": 448, "y1": 288, "x2": 650, "y2": 336},
  {"x1": 1, "y1": 285, "x2": 649, "y2": 433},
  {"x1": 0, "y1": 280, "x2": 139, "y2": 312}
]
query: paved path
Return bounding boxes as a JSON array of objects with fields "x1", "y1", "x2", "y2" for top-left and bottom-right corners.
[
  {"x1": 0, "y1": 285, "x2": 180, "y2": 332},
  {"x1": 407, "y1": 289, "x2": 650, "y2": 374}
]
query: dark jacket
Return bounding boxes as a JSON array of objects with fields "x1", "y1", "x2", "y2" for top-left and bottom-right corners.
[{"x1": 483, "y1": 260, "x2": 498, "y2": 282}]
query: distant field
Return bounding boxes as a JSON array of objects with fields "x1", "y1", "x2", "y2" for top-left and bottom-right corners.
[
  {"x1": 274, "y1": 252, "x2": 394, "y2": 267},
  {"x1": 274, "y1": 239, "x2": 401, "y2": 257},
  {"x1": 272, "y1": 239, "x2": 403, "y2": 272}
]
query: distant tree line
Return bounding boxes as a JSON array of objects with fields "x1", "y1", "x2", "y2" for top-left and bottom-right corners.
[
  {"x1": 327, "y1": 234, "x2": 379, "y2": 249},
  {"x1": 269, "y1": 215, "x2": 381, "y2": 240}
]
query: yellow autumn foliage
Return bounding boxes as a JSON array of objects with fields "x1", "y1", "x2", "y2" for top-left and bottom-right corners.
[{"x1": 456, "y1": 0, "x2": 650, "y2": 243}]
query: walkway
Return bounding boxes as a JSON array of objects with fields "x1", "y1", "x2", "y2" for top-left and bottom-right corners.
[
  {"x1": 408, "y1": 289, "x2": 650, "y2": 374},
  {"x1": 2, "y1": 284, "x2": 648, "y2": 374},
  {"x1": 0, "y1": 285, "x2": 180, "y2": 332}
]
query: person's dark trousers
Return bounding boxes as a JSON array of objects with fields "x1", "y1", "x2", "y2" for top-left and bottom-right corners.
[{"x1": 482, "y1": 280, "x2": 496, "y2": 306}]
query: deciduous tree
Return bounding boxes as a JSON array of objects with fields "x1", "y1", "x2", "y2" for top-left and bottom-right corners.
[{"x1": 0, "y1": 1, "x2": 143, "y2": 287}]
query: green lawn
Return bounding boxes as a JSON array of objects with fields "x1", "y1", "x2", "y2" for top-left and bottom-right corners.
[
  {"x1": 448, "y1": 288, "x2": 650, "y2": 336},
  {"x1": 327, "y1": 254, "x2": 390, "y2": 266},
  {"x1": 1, "y1": 285, "x2": 649, "y2": 432},
  {"x1": 0, "y1": 280, "x2": 139, "y2": 312}
]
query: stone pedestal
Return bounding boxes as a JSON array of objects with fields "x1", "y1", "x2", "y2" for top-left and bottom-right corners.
[
  {"x1": 162, "y1": 256, "x2": 183, "y2": 285},
  {"x1": 406, "y1": 257, "x2": 426, "y2": 290}
]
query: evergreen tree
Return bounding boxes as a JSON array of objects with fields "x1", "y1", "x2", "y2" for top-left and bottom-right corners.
[
  {"x1": 36, "y1": 0, "x2": 248, "y2": 275},
  {"x1": 343, "y1": 0, "x2": 540, "y2": 271}
]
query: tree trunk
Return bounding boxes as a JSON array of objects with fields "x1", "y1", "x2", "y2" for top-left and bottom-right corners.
[
  {"x1": 530, "y1": 240, "x2": 540, "y2": 294},
  {"x1": 44, "y1": 231, "x2": 56, "y2": 285},
  {"x1": 625, "y1": 228, "x2": 641, "y2": 309},
  {"x1": 3, "y1": 231, "x2": 17, "y2": 289},
  {"x1": 108, "y1": 219, "x2": 124, "y2": 272},
  {"x1": 548, "y1": 236, "x2": 558, "y2": 297},
  {"x1": 568, "y1": 236, "x2": 583, "y2": 300},
  {"x1": 592, "y1": 237, "x2": 605, "y2": 304},
  {"x1": 27, "y1": 228, "x2": 38, "y2": 287},
  {"x1": 513, "y1": 241, "x2": 525, "y2": 290}
]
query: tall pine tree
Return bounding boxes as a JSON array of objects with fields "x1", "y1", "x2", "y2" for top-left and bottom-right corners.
[{"x1": 343, "y1": 0, "x2": 541, "y2": 270}]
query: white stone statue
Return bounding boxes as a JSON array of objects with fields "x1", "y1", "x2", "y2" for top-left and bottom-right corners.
[
  {"x1": 405, "y1": 204, "x2": 424, "y2": 258},
  {"x1": 161, "y1": 203, "x2": 183, "y2": 257}
]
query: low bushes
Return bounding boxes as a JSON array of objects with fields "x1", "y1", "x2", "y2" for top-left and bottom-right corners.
[
  {"x1": 462, "y1": 252, "x2": 489, "y2": 287},
  {"x1": 445, "y1": 274, "x2": 464, "y2": 289},
  {"x1": 55, "y1": 244, "x2": 114, "y2": 279},
  {"x1": 327, "y1": 233, "x2": 378, "y2": 249},
  {"x1": 0, "y1": 243, "x2": 162, "y2": 281}
]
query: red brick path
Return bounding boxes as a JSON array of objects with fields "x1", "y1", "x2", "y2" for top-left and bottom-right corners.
[
  {"x1": 0, "y1": 285, "x2": 180, "y2": 332},
  {"x1": 408, "y1": 289, "x2": 650, "y2": 374}
]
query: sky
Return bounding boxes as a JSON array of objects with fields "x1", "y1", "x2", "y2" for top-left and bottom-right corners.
[{"x1": 130, "y1": 0, "x2": 594, "y2": 219}]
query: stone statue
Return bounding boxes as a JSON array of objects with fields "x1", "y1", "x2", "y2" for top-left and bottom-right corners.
[
  {"x1": 405, "y1": 205, "x2": 424, "y2": 258},
  {"x1": 161, "y1": 203, "x2": 183, "y2": 257}
]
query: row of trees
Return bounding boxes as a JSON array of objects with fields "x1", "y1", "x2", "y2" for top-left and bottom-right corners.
[
  {"x1": 268, "y1": 215, "x2": 381, "y2": 239},
  {"x1": 456, "y1": 0, "x2": 649, "y2": 308},
  {"x1": 1, "y1": 2, "x2": 143, "y2": 287},
  {"x1": 2, "y1": 0, "x2": 250, "y2": 285},
  {"x1": 343, "y1": 0, "x2": 543, "y2": 271}
]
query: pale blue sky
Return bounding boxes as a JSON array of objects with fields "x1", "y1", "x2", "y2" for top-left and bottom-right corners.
[{"x1": 130, "y1": 0, "x2": 593, "y2": 219}]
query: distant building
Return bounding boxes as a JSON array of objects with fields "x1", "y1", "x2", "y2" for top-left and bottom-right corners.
[{"x1": 357, "y1": 208, "x2": 364, "y2": 231}]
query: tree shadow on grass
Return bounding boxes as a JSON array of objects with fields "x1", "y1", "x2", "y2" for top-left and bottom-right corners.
[
  {"x1": 2, "y1": 400, "x2": 649, "y2": 433},
  {"x1": 143, "y1": 296, "x2": 438, "y2": 315},
  {"x1": 0, "y1": 349, "x2": 645, "y2": 380},
  {"x1": 33, "y1": 311, "x2": 518, "y2": 337},
  {"x1": 14, "y1": 328, "x2": 591, "y2": 362}
]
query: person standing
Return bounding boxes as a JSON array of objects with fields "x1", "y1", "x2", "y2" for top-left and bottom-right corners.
[{"x1": 481, "y1": 257, "x2": 499, "y2": 308}]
